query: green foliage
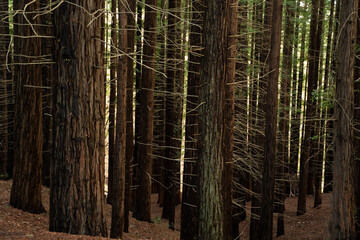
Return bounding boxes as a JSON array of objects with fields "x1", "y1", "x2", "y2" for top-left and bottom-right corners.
[{"x1": 151, "y1": 216, "x2": 162, "y2": 224}]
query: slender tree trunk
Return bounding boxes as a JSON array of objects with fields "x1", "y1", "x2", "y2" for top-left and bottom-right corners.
[
  {"x1": 276, "y1": 0, "x2": 293, "y2": 235},
  {"x1": 132, "y1": 0, "x2": 144, "y2": 212},
  {"x1": 135, "y1": 0, "x2": 157, "y2": 221},
  {"x1": 124, "y1": 0, "x2": 136, "y2": 232},
  {"x1": 111, "y1": 0, "x2": 128, "y2": 237},
  {"x1": 259, "y1": 0, "x2": 282, "y2": 239},
  {"x1": 313, "y1": 0, "x2": 325, "y2": 208},
  {"x1": 180, "y1": 0, "x2": 203, "y2": 238},
  {"x1": 0, "y1": 0, "x2": 8, "y2": 180},
  {"x1": 50, "y1": 1, "x2": 107, "y2": 236},
  {"x1": 162, "y1": 0, "x2": 182, "y2": 229},
  {"x1": 222, "y1": 0, "x2": 238, "y2": 238},
  {"x1": 324, "y1": 0, "x2": 340, "y2": 194},
  {"x1": 10, "y1": 0, "x2": 45, "y2": 214},
  {"x1": 330, "y1": 0, "x2": 357, "y2": 238},
  {"x1": 107, "y1": 0, "x2": 117, "y2": 205},
  {"x1": 233, "y1": 1, "x2": 248, "y2": 238},
  {"x1": 297, "y1": 0, "x2": 320, "y2": 215},
  {"x1": 251, "y1": 1, "x2": 273, "y2": 238}
]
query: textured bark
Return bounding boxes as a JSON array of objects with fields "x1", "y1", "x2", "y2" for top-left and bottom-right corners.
[
  {"x1": 180, "y1": 0, "x2": 203, "y2": 238},
  {"x1": 0, "y1": 0, "x2": 8, "y2": 180},
  {"x1": 259, "y1": 0, "x2": 282, "y2": 239},
  {"x1": 276, "y1": 0, "x2": 292, "y2": 235},
  {"x1": 323, "y1": 0, "x2": 336, "y2": 194},
  {"x1": 324, "y1": 0, "x2": 340, "y2": 194},
  {"x1": 10, "y1": 0, "x2": 45, "y2": 214},
  {"x1": 134, "y1": 0, "x2": 157, "y2": 222},
  {"x1": 50, "y1": 1, "x2": 107, "y2": 236},
  {"x1": 111, "y1": 0, "x2": 128, "y2": 237},
  {"x1": 312, "y1": 0, "x2": 325, "y2": 209},
  {"x1": 222, "y1": 0, "x2": 238, "y2": 238},
  {"x1": 124, "y1": 0, "x2": 136, "y2": 232},
  {"x1": 162, "y1": 0, "x2": 182, "y2": 228},
  {"x1": 330, "y1": 0, "x2": 357, "y2": 238},
  {"x1": 107, "y1": 0, "x2": 117, "y2": 205},
  {"x1": 132, "y1": 0, "x2": 143, "y2": 211},
  {"x1": 41, "y1": 0, "x2": 53, "y2": 188},
  {"x1": 297, "y1": 0, "x2": 320, "y2": 215},
  {"x1": 198, "y1": 0, "x2": 230, "y2": 239}
]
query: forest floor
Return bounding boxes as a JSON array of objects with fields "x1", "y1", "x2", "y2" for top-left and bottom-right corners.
[{"x1": 0, "y1": 180, "x2": 330, "y2": 239}]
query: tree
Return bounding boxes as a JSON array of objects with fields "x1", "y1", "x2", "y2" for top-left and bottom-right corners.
[
  {"x1": 259, "y1": 0, "x2": 283, "y2": 239},
  {"x1": 180, "y1": 0, "x2": 203, "y2": 238},
  {"x1": 111, "y1": 0, "x2": 128, "y2": 237},
  {"x1": 10, "y1": 0, "x2": 45, "y2": 214},
  {"x1": 107, "y1": 0, "x2": 117, "y2": 205},
  {"x1": 197, "y1": 0, "x2": 231, "y2": 238},
  {"x1": 330, "y1": 0, "x2": 358, "y2": 238},
  {"x1": 297, "y1": 0, "x2": 320, "y2": 215},
  {"x1": 125, "y1": 0, "x2": 136, "y2": 232},
  {"x1": 50, "y1": 1, "x2": 107, "y2": 236},
  {"x1": 134, "y1": 0, "x2": 158, "y2": 222},
  {"x1": 162, "y1": 0, "x2": 183, "y2": 229},
  {"x1": 0, "y1": 0, "x2": 8, "y2": 180}
]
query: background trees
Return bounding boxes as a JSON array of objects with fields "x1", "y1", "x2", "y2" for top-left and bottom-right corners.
[{"x1": 1, "y1": 0, "x2": 359, "y2": 239}]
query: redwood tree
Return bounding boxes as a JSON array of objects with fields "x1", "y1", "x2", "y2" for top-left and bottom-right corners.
[
  {"x1": 50, "y1": 1, "x2": 107, "y2": 236},
  {"x1": 259, "y1": 0, "x2": 283, "y2": 239},
  {"x1": 134, "y1": 0, "x2": 158, "y2": 222},
  {"x1": 330, "y1": 0, "x2": 357, "y2": 238},
  {"x1": 111, "y1": 0, "x2": 128, "y2": 237},
  {"x1": 10, "y1": 0, "x2": 45, "y2": 214}
]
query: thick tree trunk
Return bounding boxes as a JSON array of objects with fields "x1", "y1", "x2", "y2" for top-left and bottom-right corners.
[
  {"x1": 297, "y1": 0, "x2": 320, "y2": 215},
  {"x1": 50, "y1": 1, "x2": 107, "y2": 236},
  {"x1": 111, "y1": 0, "x2": 128, "y2": 237},
  {"x1": 330, "y1": 1, "x2": 357, "y2": 238},
  {"x1": 10, "y1": 0, "x2": 45, "y2": 214},
  {"x1": 180, "y1": 1, "x2": 203, "y2": 238},
  {"x1": 135, "y1": 0, "x2": 157, "y2": 222},
  {"x1": 259, "y1": 0, "x2": 282, "y2": 239},
  {"x1": 198, "y1": 0, "x2": 230, "y2": 238}
]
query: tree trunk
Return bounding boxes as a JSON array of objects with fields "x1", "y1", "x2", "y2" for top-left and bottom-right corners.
[
  {"x1": 259, "y1": 0, "x2": 282, "y2": 239},
  {"x1": 297, "y1": 0, "x2": 320, "y2": 215},
  {"x1": 10, "y1": 0, "x2": 45, "y2": 214},
  {"x1": 124, "y1": 0, "x2": 136, "y2": 232},
  {"x1": 313, "y1": 0, "x2": 325, "y2": 209},
  {"x1": 111, "y1": 0, "x2": 128, "y2": 237},
  {"x1": 198, "y1": 0, "x2": 230, "y2": 238},
  {"x1": 135, "y1": 0, "x2": 157, "y2": 222},
  {"x1": 50, "y1": 1, "x2": 107, "y2": 236},
  {"x1": 180, "y1": 0, "x2": 203, "y2": 238},
  {"x1": 0, "y1": 0, "x2": 8, "y2": 180},
  {"x1": 107, "y1": 0, "x2": 117, "y2": 205},
  {"x1": 330, "y1": 0, "x2": 357, "y2": 238},
  {"x1": 222, "y1": 0, "x2": 238, "y2": 238},
  {"x1": 162, "y1": 0, "x2": 183, "y2": 229},
  {"x1": 324, "y1": 0, "x2": 340, "y2": 194}
]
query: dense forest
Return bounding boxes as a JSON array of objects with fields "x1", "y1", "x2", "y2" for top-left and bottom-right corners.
[{"x1": 0, "y1": 0, "x2": 359, "y2": 239}]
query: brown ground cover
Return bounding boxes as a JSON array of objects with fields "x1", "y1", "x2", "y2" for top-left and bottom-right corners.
[{"x1": 0, "y1": 180, "x2": 330, "y2": 239}]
